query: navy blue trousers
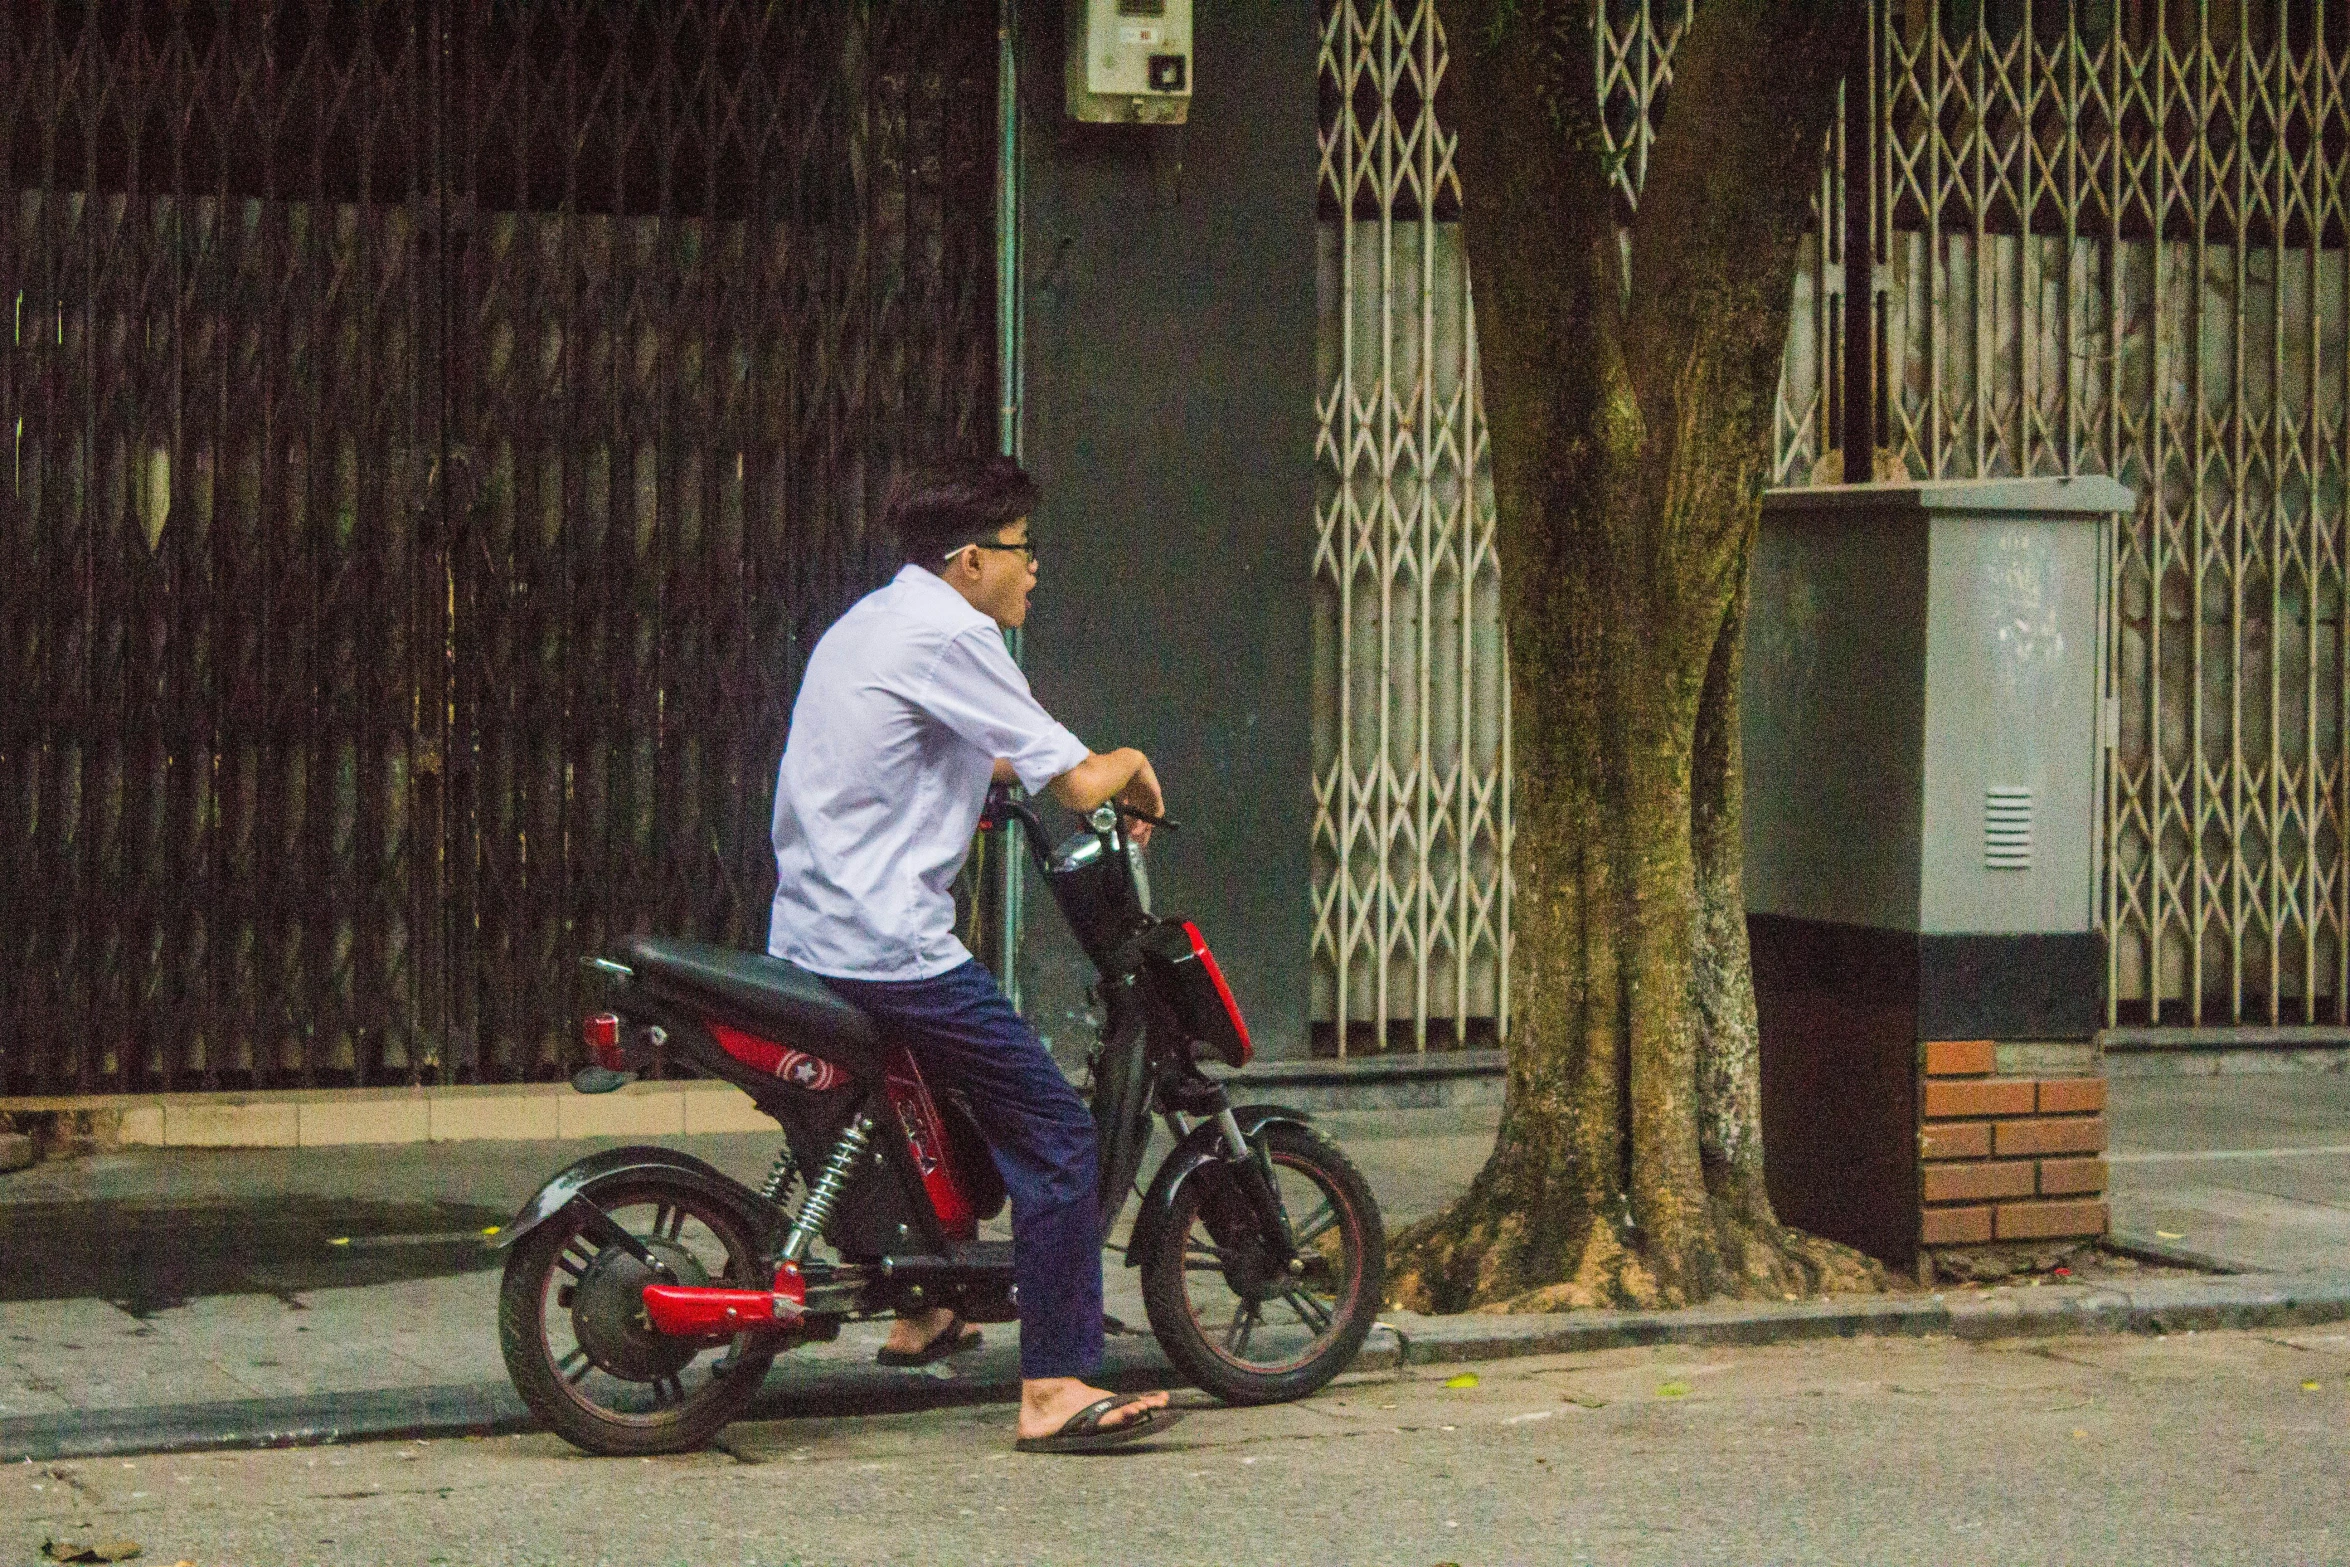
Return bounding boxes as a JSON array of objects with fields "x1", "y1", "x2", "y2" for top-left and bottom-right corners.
[{"x1": 821, "y1": 960, "x2": 1104, "y2": 1380}]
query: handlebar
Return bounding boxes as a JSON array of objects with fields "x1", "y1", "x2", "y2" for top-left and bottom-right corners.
[{"x1": 980, "y1": 786, "x2": 1178, "y2": 863}]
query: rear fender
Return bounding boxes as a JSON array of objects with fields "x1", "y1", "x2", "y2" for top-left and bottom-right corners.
[
  {"x1": 494, "y1": 1145, "x2": 778, "y2": 1255},
  {"x1": 1121, "y1": 1104, "x2": 1312, "y2": 1268}
]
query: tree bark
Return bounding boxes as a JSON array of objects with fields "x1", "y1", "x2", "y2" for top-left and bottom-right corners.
[{"x1": 1390, "y1": 0, "x2": 1884, "y2": 1311}]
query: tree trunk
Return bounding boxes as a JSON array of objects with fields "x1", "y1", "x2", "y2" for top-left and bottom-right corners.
[{"x1": 1390, "y1": 0, "x2": 1884, "y2": 1312}]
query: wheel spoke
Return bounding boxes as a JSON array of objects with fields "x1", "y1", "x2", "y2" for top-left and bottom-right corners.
[
  {"x1": 1223, "y1": 1301, "x2": 1259, "y2": 1356},
  {"x1": 654, "y1": 1203, "x2": 685, "y2": 1242},
  {"x1": 1183, "y1": 1243, "x2": 1234, "y2": 1271},
  {"x1": 651, "y1": 1372, "x2": 685, "y2": 1408},
  {"x1": 557, "y1": 1347, "x2": 593, "y2": 1385},
  {"x1": 1281, "y1": 1287, "x2": 1334, "y2": 1334},
  {"x1": 557, "y1": 1239, "x2": 595, "y2": 1280},
  {"x1": 1291, "y1": 1199, "x2": 1337, "y2": 1247}
]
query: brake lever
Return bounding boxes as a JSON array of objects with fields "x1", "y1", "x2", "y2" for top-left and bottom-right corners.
[{"x1": 1114, "y1": 802, "x2": 1181, "y2": 833}]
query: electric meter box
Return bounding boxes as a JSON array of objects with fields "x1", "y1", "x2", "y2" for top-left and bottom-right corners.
[
  {"x1": 1743, "y1": 475, "x2": 2130, "y2": 986},
  {"x1": 1067, "y1": 0, "x2": 1192, "y2": 124}
]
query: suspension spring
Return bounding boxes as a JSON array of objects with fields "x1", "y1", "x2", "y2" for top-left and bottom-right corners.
[
  {"x1": 780, "y1": 1115, "x2": 873, "y2": 1261},
  {"x1": 758, "y1": 1144, "x2": 801, "y2": 1208}
]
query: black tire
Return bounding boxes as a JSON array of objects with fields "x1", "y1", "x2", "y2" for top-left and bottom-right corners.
[
  {"x1": 497, "y1": 1171, "x2": 779, "y2": 1456},
  {"x1": 1138, "y1": 1120, "x2": 1385, "y2": 1406}
]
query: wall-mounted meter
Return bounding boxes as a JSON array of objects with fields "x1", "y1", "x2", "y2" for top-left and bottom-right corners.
[{"x1": 1066, "y1": 0, "x2": 1192, "y2": 125}]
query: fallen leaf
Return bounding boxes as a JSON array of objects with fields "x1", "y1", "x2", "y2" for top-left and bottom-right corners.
[
  {"x1": 1656, "y1": 1381, "x2": 1693, "y2": 1399},
  {"x1": 42, "y1": 1540, "x2": 142, "y2": 1563},
  {"x1": 2303, "y1": 1380, "x2": 2322, "y2": 1391},
  {"x1": 2072, "y1": 1428, "x2": 2089, "y2": 1440},
  {"x1": 479, "y1": 1225, "x2": 501, "y2": 1236},
  {"x1": 2155, "y1": 1230, "x2": 2185, "y2": 1241},
  {"x1": 1442, "y1": 1373, "x2": 1480, "y2": 1390},
  {"x1": 327, "y1": 1237, "x2": 351, "y2": 1247}
]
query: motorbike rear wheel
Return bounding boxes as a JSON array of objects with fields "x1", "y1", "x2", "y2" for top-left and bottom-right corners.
[
  {"x1": 1137, "y1": 1120, "x2": 1385, "y2": 1406},
  {"x1": 497, "y1": 1171, "x2": 779, "y2": 1455}
]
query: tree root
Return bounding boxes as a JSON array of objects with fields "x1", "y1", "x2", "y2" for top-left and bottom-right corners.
[{"x1": 1388, "y1": 1189, "x2": 1885, "y2": 1315}]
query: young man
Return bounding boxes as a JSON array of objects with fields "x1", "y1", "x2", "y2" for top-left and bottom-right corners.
[{"x1": 766, "y1": 455, "x2": 1178, "y2": 1454}]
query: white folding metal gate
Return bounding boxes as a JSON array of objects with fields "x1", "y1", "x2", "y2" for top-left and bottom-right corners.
[
  {"x1": 1803, "y1": 2, "x2": 2350, "y2": 1028},
  {"x1": 1315, "y1": 0, "x2": 2350, "y2": 1048},
  {"x1": 1312, "y1": 0, "x2": 1694, "y2": 1053}
]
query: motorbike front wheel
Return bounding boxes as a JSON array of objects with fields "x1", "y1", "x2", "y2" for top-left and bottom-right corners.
[
  {"x1": 497, "y1": 1171, "x2": 779, "y2": 1455},
  {"x1": 1137, "y1": 1120, "x2": 1385, "y2": 1406}
]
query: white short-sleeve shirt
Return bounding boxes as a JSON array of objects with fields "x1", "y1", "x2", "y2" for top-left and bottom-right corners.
[{"x1": 767, "y1": 564, "x2": 1090, "y2": 980}]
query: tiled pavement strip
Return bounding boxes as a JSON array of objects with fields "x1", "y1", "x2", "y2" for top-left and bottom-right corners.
[{"x1": 1, "y1": 1076, "x2": 2346, "y2": 1460}]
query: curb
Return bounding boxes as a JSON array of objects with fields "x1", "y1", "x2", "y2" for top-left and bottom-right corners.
[
  {"x1": 1373, "y1": 1269, "x2": 2350, "y2": 1364},
  {"x1": 8, "y1": 1273, "x2": 2347, "y2": 1462}
]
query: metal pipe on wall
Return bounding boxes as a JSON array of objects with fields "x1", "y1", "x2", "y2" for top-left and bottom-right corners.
[{"x1": 995, "y1": 0, "x2": 1028, "y2": 1009}]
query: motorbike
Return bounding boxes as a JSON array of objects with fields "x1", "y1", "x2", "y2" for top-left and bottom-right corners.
[{"x1": 495, "y1": 789, "x2": 1386, "y2": 1455}]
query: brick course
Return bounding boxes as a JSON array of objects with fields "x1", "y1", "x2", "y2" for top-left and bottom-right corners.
[
  {"x1": 2037, "y1": 1156, "x2": 2108, "y2": 1196},
  {"x1": 1920, "y1": 1121, "x2": 1993, "y2": 1160},
  {"x1": 2036, "y1": 1078, "x2": 2107, "y2": 1114},
  {"x1": 1921, "y1": 1078, "x2": 2037, "y2": 1119},
  {"x1": 1921, "y1": 1160, "x2": 2036, "y2": 1203},
  {"x1": 1921, "y1": 1205, "x2": 1993, "y2": 1245},
  {"x1": 1923, "y1": 1039, "x2": 1996, "y2": 1077},
  {"x1": 1992, "y1": 1115, "x2": 2107, "y2": 1157},
  {"x1": 1994, "y1": 1198, "x2": 2110, "y2": 1240}
]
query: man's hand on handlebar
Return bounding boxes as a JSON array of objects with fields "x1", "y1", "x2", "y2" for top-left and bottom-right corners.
[
  {"x1": 1031, "y1": 748, "x2": 1169, "y2": 850},
  {"x1": 1112, "y1": 755, "x2": 1164, "y2": 849}
]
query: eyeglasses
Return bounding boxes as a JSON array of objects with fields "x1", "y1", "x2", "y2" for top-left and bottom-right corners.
[{"x1": 945, "y1": 538, "x2": 1038, "y2": 565}]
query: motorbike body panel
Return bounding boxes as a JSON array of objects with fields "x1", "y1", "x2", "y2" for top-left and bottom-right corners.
[
  {"x1": 1088, "y1": 989, "x2": 1155, "y2": 1238},
  {"x1": 881, "y1": 1047, "x2": 982, "y2": 1244},
  {"x1": 1039, "y1": 825, "x2": 1152, "y2": 969}
]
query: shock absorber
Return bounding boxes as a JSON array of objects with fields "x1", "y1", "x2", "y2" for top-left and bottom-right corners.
[
  {"x1": 758, "y1": 1144, "x2": 801, "y2": 1209},
  {"x1": 780, "y1": 1114, "x2": 874, "y2": 1261}
]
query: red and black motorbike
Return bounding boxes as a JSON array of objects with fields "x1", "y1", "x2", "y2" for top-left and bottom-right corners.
[{"x1": 495, "y1": 791, "x2": 1386, "y2": 1455}]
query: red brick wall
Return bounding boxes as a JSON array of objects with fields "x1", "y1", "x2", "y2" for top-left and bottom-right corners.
[{"x1": 1918, "y1": 1041, "x2": 2108, "y2": 1247}]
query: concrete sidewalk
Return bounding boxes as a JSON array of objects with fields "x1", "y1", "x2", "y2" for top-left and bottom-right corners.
[{"x1": 1, "y1": 1075, "x2": 2344, "y2": 1460}]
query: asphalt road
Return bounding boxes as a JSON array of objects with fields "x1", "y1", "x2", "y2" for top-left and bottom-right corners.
[{"x1": 4, "y1": 1325, "x2": 2344, "y2": 1567}]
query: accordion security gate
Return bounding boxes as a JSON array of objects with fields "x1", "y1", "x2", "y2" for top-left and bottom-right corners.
[
  {"x1": 1312, "y1": 0, "x2": 1692, "y2": 1054},
  {"x1": 0, "y1": 2, "x2": 999, "y2": 1093},
  {"x1": 1321, "y1": 0, "x2": 2350, "y2": 1047},
  {"x1": 1810, "y1": 0, "x2": 2350, "y2": 1028}
]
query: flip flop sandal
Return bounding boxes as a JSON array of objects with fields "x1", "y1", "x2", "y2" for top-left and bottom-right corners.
[
  {"x1": 875, "y1": 1315, "x2": 983, "y2": 1367},
  {"x1": 1014, "y1": 1396, "x2": 1184, "y2": 1455}
]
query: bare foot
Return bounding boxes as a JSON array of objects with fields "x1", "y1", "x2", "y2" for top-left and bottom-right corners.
[
  {"x1": 882, "y1": 1305, "x2": 960, "y2": 1359},
  {"x1": 1017, "y1": 1376, "x2": 1171, "y2": 1441}
]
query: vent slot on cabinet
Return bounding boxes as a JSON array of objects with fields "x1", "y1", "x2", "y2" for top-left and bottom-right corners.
[{"x1": 1984, "y1": 786, "x2": 2033, "y2": 870}]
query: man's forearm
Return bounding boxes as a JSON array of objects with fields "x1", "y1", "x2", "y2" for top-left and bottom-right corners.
[{"x1": 1044, "y1": 748, "x2": 1149, "y2": 813}]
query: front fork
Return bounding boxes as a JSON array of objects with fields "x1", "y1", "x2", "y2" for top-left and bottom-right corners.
[{"x1": 1163, "y1": 1102, "x2": 1300, "y2": 1271}]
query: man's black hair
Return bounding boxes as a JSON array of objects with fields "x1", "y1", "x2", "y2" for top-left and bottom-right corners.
[{"x1": 886, "y1": 455, "x2": 1040, "y2": 566}]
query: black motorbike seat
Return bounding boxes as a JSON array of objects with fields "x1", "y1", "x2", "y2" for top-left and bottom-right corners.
[{"x1": 617, "y1": 936, "x2": 880, "y2": 1075}]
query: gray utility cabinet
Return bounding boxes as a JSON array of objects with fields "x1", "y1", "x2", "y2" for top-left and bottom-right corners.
[{"x1": 1740, "y1": 476, "x2": 2130, "y2": 1264}]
